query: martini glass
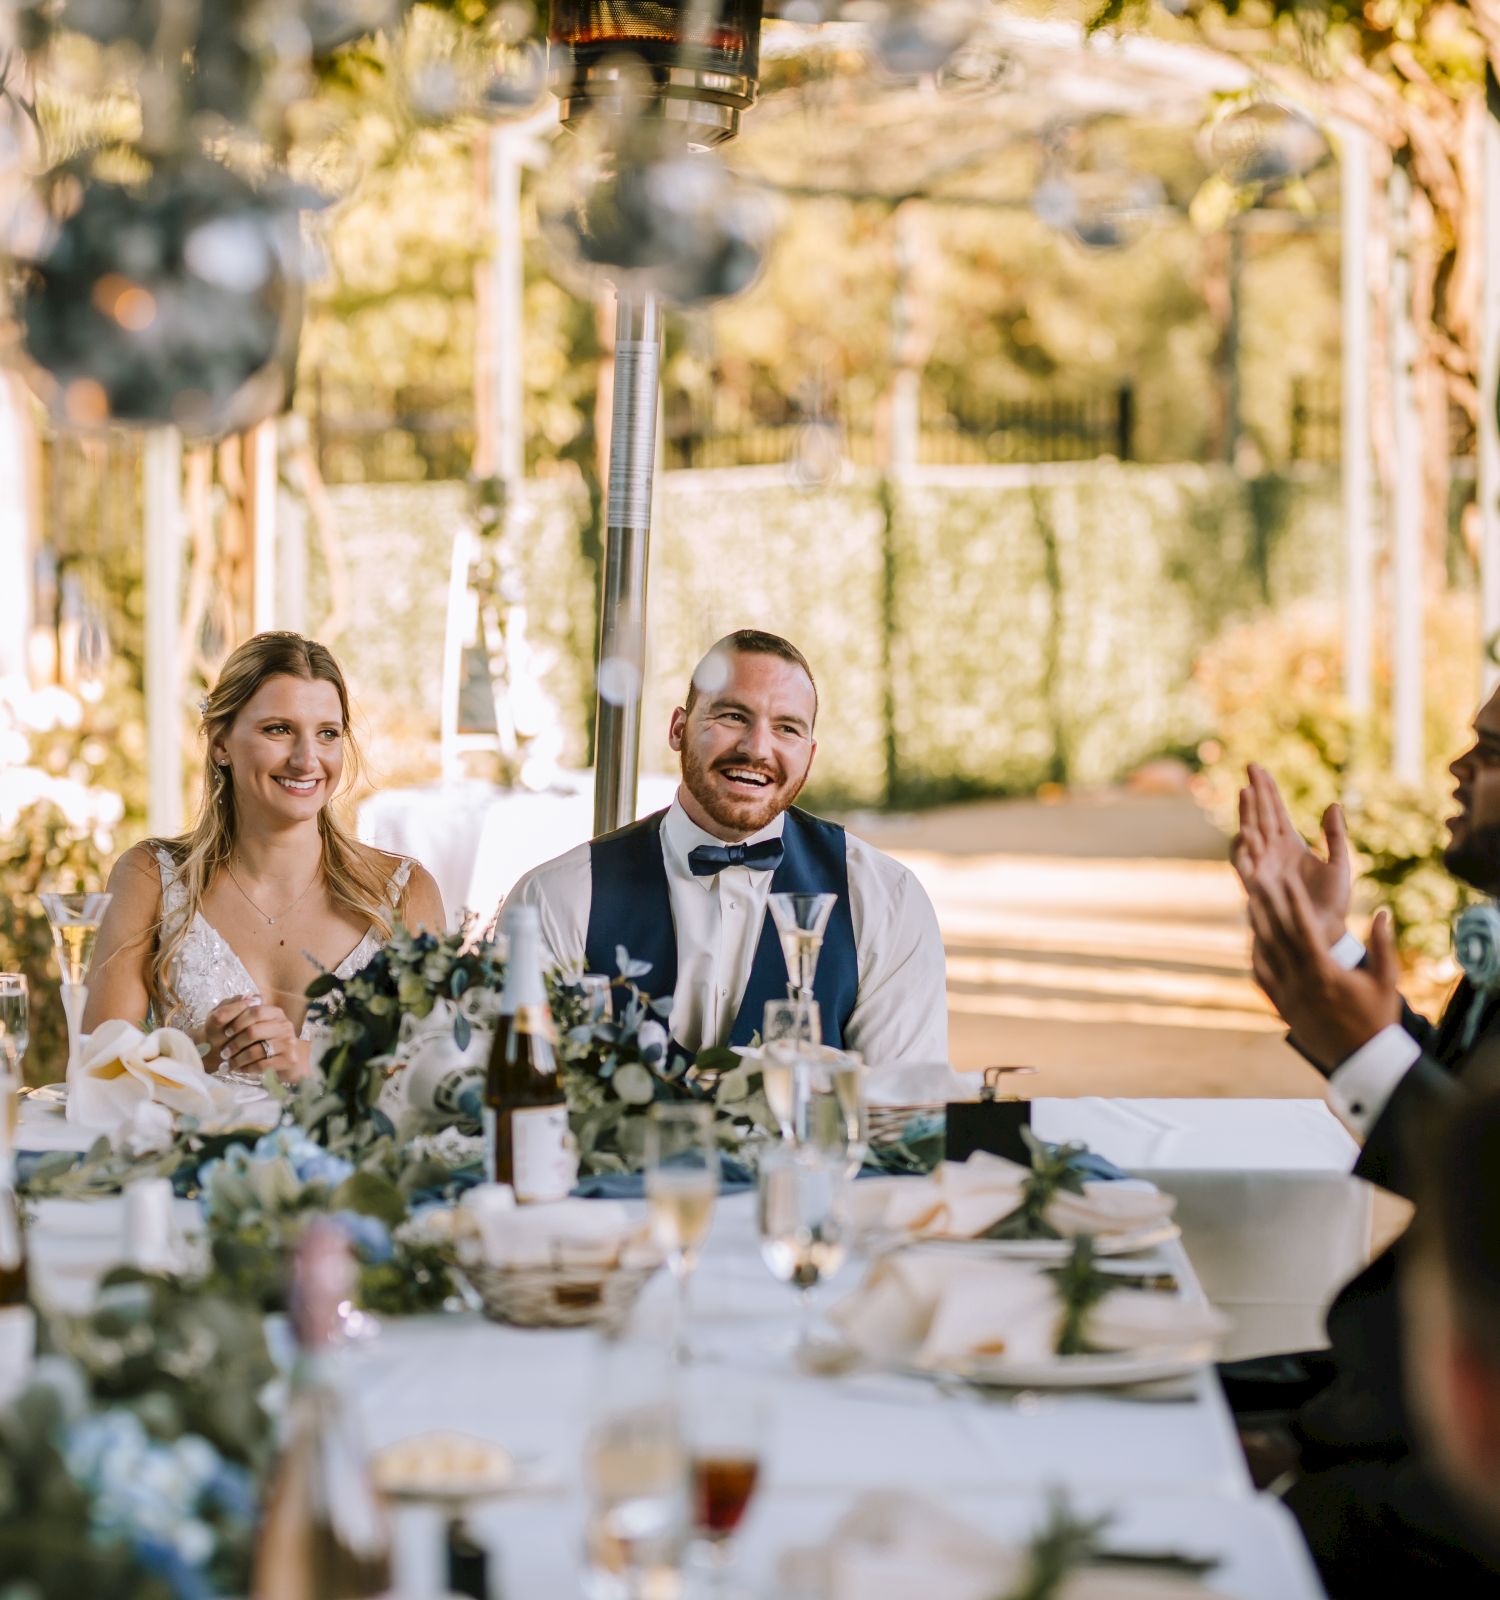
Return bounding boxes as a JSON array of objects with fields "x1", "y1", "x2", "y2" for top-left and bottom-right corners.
[
  {"x1": 39, "y1": 892, "x2": 111, "y2": 1083},
  {"x1": 767, "y1": 893, "x2": 836, "y2": 1004}
]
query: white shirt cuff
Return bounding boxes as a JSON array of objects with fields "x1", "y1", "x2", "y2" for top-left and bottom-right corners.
[
  {"x1": 1329, "y1": 932, "x2": 1364, "y2": 971},
  {"x1": 1327, "y1": 1024, "x2": 1420, "y2": 1137}
]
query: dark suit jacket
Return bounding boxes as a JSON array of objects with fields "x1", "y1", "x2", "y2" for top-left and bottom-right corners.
[{"x1": 1296, "y1": 979, "x2": 1500, "y2": 1463}]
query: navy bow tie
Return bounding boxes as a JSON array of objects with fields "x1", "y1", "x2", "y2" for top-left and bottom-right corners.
[{"x1": 687, "y1": 838, "x2": 785, "y2": 877}]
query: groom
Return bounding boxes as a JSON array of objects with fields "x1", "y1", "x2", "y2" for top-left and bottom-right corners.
[{"x1": 506, "y1": 629, "x2": 948, "y2": 1064}]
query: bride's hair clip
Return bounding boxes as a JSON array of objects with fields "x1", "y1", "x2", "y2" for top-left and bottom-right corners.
[{"x1": 196, "y1": 694, "x2": 211, "y2": 716}]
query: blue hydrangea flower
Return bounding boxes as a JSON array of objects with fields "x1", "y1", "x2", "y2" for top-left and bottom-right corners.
[{"x1": 331, "y1": 1210, "x2": 394, "y2": 1264}]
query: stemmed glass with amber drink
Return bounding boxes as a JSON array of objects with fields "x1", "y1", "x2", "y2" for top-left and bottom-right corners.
[
  {"x1": 39, "y1": 893, "x2": 110, "y2": 1083},
  {"x1": 644, "y1": 1104, "x2": 719, "y2": 1363},
  {"x1": 685, "y1": 1367, "x2": 765, "y2": 1595}
]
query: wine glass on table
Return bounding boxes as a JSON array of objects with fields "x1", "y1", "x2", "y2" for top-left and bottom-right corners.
[
  {"x1": 806, "y1": 1049, "x2": 869, "y2": 1179},
  {"x1": 583, "y1": 1336, "x2": 691, "y2": 1600},
  {"x1": 685, "y1": 1366, "x2": 765, "y2": 1595},
  {"x1": 645, "y1": 1104, "x2": 720, "y2": 1364},
  {"x1": 38, "y1": 893, "x2": 110, "y2": 1085},
  {"x1": 757, "y1": 1146, "x2": 847, "y2": 1358},
  {"x1": 0, "y1": 975, "x2": 25, "y2": 1141},
  {"x1": 760, "y1": 996, "x2": 820, "y2": 1144},
  {"x1": 767, "y1": 893, "x2": 836, "y2": 1004}
]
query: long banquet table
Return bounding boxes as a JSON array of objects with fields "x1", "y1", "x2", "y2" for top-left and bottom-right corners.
[{"x1": 24, "y1": 1161, "x2": 1329, "y2": 1599}]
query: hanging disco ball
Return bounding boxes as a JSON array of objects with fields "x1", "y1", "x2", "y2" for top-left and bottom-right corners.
[
  {"x1": 1032, "y1": 169, "x2": 1163, "y2": 252},
  {"x1": 304, "y1": 0, "x2": 409, "y2": 56},
  {"x1": 539, "y1": 120, "x2": 773, "y2": 305},
  {"x1": 14, "y1": 159, "x2": 305, "y2": 435},
  {"x1": 549, "y1": 0, "x2": 764, "y2": 148},
  {"x1": 868, "y1": 0, "x2": 981, "y2": 79},
  {"x1": 1209, "y1": 101, "x2": 1329, "y2": 188}
]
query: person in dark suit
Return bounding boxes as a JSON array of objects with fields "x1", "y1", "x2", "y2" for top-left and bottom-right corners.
[
  {"x1": 1228, "y1": 695, "x2": 1500, "y2": 1595},
  {"x1": 1404, "y1": 1086, "x2": 1500, "y2": 1540}
]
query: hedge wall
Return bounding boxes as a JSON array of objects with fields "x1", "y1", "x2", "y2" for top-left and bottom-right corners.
[{"x1": 318, "y1": 463, "x2": 1343, "y2": 809}]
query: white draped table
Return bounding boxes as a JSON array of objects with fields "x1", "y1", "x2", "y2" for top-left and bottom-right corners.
[
  {"x1": 1031, "y1": 1099, "x2": 1373, "y2": 1361},
  {"x1": 22, "y1": 1178, "x2": 1328, "y2": 1600}
]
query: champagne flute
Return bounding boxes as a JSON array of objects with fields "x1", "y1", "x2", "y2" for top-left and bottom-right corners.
[
  {"x1": 767, "y1": 892, "x2": 836, "y2": 1001},
  {"x1": 644, "y1": 1104, "x2": 719, "y2": 1364},
  {"x1": 757, "y1": 1147, "x2": 847, "y2": 1355},
  {"x1": 0, "y1": 975, "x2": 24, "y2": 1141},
  {"x1": 806, "y1": 1050, "x2": 869, "y2": 1178},
  {"x1": 39, "y1": 892, "x2": 110, "y2": 1083},
  {"x1": 760, "y1": 996, "x2": 820, "y2": 1143}
]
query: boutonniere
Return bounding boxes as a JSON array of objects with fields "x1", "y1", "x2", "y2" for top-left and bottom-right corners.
[{"x1": 1455, "y1": 903, "x2": 1500, "y2": 1049}]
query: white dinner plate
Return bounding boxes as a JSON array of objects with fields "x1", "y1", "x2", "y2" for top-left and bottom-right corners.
[
  {"x1": 902, "y1": 1219, "x2": 1181, "y2": 1260},
  {"x1": 917, "y1": 1338, "x2": 1217, "y2": 1390},
  {"x1": 22, "y1": 1084, "x2": 68, "y2": 1106}
]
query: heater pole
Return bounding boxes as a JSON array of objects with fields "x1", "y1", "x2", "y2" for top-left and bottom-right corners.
[{"x1": 593, "y1": 288, "x2": 663, "y2": 836}]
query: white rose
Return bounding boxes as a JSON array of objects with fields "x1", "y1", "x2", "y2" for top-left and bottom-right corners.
[{"x1": 613, "y1": 1063, "x2": 655, "y2": 1105}]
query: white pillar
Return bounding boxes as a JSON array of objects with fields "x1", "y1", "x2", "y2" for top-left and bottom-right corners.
[
  {"x1": 490, "y1": 126, "x2": 526, "y2": 488},
  {"x1": 143, "y1": 428, "x2": 184, "y2": 835},
  {"x1": 1388, "y1": 163, "x2": 1424, "y2": 784},
  {"x1": 1480, "y1": 74, "x2": 1500, "y2": 695},
  {"x1": 1338, "y1": 121, "x2": 1374, "y2": 720},
  {"x1": 250, "y1": 419, "x2": 278, "y2": 634}
]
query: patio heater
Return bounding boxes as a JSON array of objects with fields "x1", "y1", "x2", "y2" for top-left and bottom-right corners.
[{"x1": 549, "y1": 1, "x2": 764, "y2": 835}]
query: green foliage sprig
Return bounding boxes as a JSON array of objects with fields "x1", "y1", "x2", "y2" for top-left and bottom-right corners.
[
  {"x1": 1046, "y1": 1237, "x2": 1116, "y2": 1359},
  {"x1": 999, "y1": 1495, "x2": 1114, "y2": 1600},
  {"x1": 982, "y1": 1129, "x2": 1091, "y2": 1242}
]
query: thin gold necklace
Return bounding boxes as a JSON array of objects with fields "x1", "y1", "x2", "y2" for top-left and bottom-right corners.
[{"x1": 225, "y1": 860, "x2": 321, "y2": 928}]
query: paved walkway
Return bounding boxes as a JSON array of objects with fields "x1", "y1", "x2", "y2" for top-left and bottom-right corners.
[{"x1": 849, "y1": 791, "x2": 1324, "y2": 1098}]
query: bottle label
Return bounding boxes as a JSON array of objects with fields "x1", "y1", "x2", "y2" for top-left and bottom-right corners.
[{"x1": 511, "y1": 1104, "x2": 575, "y2": 1203}]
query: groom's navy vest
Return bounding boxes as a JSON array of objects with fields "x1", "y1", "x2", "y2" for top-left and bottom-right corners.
[{"x1": 584, "y1": 806, "x2": 858, "y2": 1051}]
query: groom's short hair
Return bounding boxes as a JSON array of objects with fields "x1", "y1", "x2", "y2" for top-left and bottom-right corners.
[{"x1": 684, "y1": 630, "x2": 818, "y2": 724}]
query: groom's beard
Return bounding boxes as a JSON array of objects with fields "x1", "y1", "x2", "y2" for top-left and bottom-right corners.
[
  {"x1": 1444, "y1": 822, "x2": 1500, "y2": 897},
  {"x1": 680, "y1": 740, "x2": 807, "y2": 837}
]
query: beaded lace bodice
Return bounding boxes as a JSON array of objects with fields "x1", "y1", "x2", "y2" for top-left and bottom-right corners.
[{"x1": 152, "y1": 847, "x2": 413, "y2": 1038}]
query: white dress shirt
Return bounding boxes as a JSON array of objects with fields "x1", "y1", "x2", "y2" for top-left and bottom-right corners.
[
  {"x1": 1322, "y1": 932, "x2": 1420, "y2": 1137},
  {"x1": 505, "y1": 792, "x2": 949, "y2": 1064}
]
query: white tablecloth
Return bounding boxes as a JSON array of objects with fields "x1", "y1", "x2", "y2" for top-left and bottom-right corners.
[
  {"x1": 1032, "y1": 1099, "x2": 1373, "y2": 1360},
  {"x1": 24, "y1": 1176, "x2": 1326, "y2": 1598},
  {"x1": 358, "y1": 773, "x2": 678, "y2": 929}
]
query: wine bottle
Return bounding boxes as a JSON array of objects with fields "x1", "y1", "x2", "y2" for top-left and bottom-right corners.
[
  {"x1": 0, "y1": 1113, "x2": 34, "y2": 1407},
  {"x1": 484, "y1": 903, "x2": 573, "y2": 1202},
  {"x1": 251, "y1": 1222, "x2": 391, "y2": 1600}
]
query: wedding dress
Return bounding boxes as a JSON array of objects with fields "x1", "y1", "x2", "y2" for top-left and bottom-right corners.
[{"x1": 152, "y1": 846, "x2": 413, "y2": 1039}]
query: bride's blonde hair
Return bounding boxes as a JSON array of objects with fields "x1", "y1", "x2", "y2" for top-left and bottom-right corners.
[{"x1": 146, "y1": 631, "x2": 401, "y2": 1020}]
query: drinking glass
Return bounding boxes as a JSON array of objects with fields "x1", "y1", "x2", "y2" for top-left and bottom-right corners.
[
  {"x1": 0, "y1": 976, "x2": 28, "y2": 1128},
  {"x1": 760, "y1": 997, "x2": 820, "y2": 1143},
  {"x1": 644, "y1": 1104, "x2": 719, "y2": 1363},
  {"x1": 767, "y1": 892, "x2": 836, "y2": 1000},
  {"x1": 805, "y1": 1050, "x2": 869, "y2": 1178},
  {"x1": 757, "y1": 1147, "x2": 847, "y2": 1353},
  {"x1": 685, "y1": 1367, "x2": 765, "y2": 1593},
  {"x1": 583, "y1": 1338, "x2": 691, "y2": 1600},
  {"x1": 39, "y1": 892, "x2": 110, "y2": 1083}
]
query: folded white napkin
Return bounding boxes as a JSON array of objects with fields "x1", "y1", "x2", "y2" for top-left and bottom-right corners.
[
  {"x1": 457, "y1": 1186, "x2": 637, "y2": 1268},
  {"x1": 67, "y1": 1019, "x2": 238, "y2": 1133},
  {"x1": 780, "y1": 1491, "x2": 1230, "y2": 1600},
  {"x1": 848, "y1": 1151, "x2": 1174, "y2": 1242},
  {"x1": 829, "y1": 1251, "x2": 1226, "y2": 1370}
]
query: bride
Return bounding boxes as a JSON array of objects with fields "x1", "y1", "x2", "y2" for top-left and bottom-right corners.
[{"x1": 85, "y1": 631, "x2": 445, "y2": 1082}]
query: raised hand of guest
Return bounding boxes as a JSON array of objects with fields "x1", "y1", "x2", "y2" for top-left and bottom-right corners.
[
  {"x1": 1231, "y1": 762, "x2": 1351, "y2": 947},
  {"x1": 204, "y1": 994, "x2": 308, "y2": 1082},
  {"x1": 1248, "y1": 871, "x2": 1400, "y2": 1074}
]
